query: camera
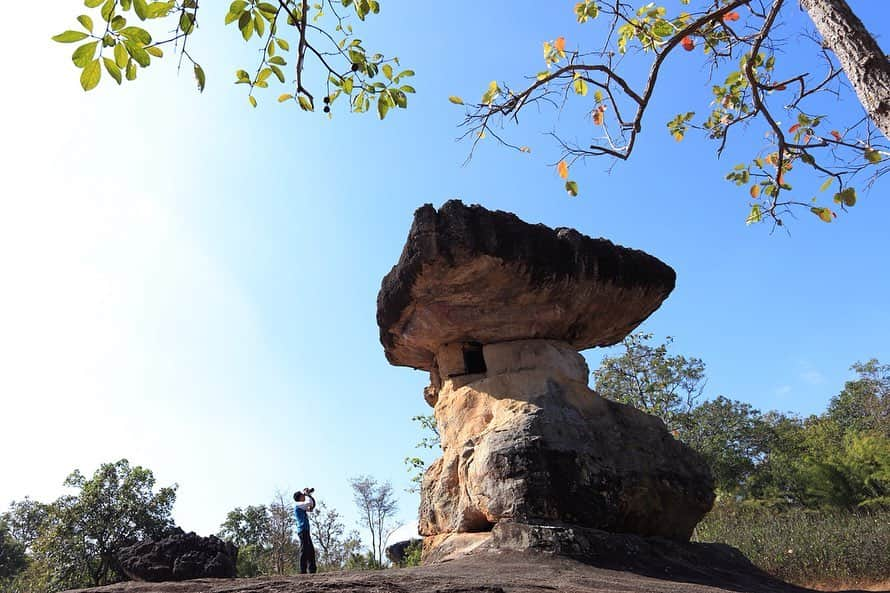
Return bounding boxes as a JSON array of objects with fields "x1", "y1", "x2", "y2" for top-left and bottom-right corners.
[{"x1": 303, "y1": 487, "x2": 315, "y2": 495}]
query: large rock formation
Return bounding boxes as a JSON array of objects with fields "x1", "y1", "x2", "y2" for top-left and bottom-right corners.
[
  {"x1": 377, "y1": 201, "x2": 715, "y2": 559},
  {"x1": 117, "y1": 529, "x2": 238, "y2": 582}
]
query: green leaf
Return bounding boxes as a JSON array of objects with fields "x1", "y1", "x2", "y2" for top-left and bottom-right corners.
[
  {"x1": 72, "y1": 41, "x2": 99, "y2": 67},
  {"x1": 382, "y1": 63, "x2": 393, "y2": 80},
  {"x1": 565, "y1": 180, "x2": 579, "y2": 197},
  {"x1": 818, "y1": 177, "x2": 833, "y2": 193},
  {"x1": 193, "y1": 63, "x2": 206, "y2": 92},
  {"x1": 146, "y1": 45, "x2": 163, "y2": 58},
  {"x1": 745, "y1": 204, "x2": 762, "y2": 225},
  {"x1": 269, "y1": 64, "x2": 285, "y2": 83},
  {"x1": 810, "y1": 206, "x2": 833, "y2": 222},
  {"x1": 594, "y1": 90, "x2": 603, "y2": 104},
  {"x1": 390, "y1": 88, "x2": 407, "y2": 108},
  {"x1": 400, "y1": 84, "x2": 416, "y2": 93},
  {"x1": 377, "y1": 93, "x2": 390, "y2": 119},
  {"x1": 125, "y1": 41, "x2": 151, "y2": 67},
  {"x1": 481, "y1": 80, "x2": 499, "y2": 105},
  {"x1": 833, "y1": 187, "x2": 856, "y2": 207},
  {"x1": 114, "y1": 42, "x2": 128, "y2": 67},
  {"x1": 145, "y1": 1, "x2": 174, "y2": 18},
  {"x1": 103, "y1": 57, "x2": 122, "y2": 84},
  {"x1": 253, "y1": 12, "x2": 264, "y2": 38},
  {"x1": 276, "y1": 38, "x2": 290, "y2": 51},
  {"x1": 448, "y1": 95, "x2": 464, "y2": 105},
  {"x1": 133, "y1": 0, "x2": 148, "y2": 19},
  {"x1": 180, "y1": 12, "x2": 195, "y2": 34},
  {"x1": 278, "y1": 93, "x2": 293, "y2": 102},
  {"x1": 298, "y1": 94, "x2": 313, "y2": 111},
  {"x1": 572, "y1": 76, "x2": 588, "y2": 96},
  {"x1": 249, "y1": 94, "x2": 257, "y2": 108},
  {"x1": 53, "y1": 31, "x2": 89, "y2": 43},
  {"x1": 229, "y1": 0, "x2": 248, "y2": 14},
  {"x1": 126, "y1": 59, "x2": 137, "y2": 80},
  {"x1": 77, "y1": 15, "x2": 94, "y2": 33},
  {"x1": 865, "y1": 149, "x2": 883, "y2": 164},
  {"x1": 235, "y1": 69, "x2": 250, "y2": 82},
  {"x1": 342, "y1": 77, "x2": 354, "y2": 94},
  {"x1": 100, "y1": 0, "x2": 116, "y2": 21},
  {"x1": 239, "y1": 11, "x2": 253, "y2": 40},
  {"x1": 269, "y1": 56, "x2": 286, "y2": 66},
  {"x1": 121, "y1": 26, "x2": 152, "y2": 44},
  {"x1": 80, "y1": 58, "x2": 102, "y2": 91},
  {"x1": 85, "y1": 0, "x2": 104, "y2": 6}
]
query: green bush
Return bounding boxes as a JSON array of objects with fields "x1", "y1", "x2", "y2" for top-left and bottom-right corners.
[{"x1": 694, "y1": 500, "x2": 890, "y2": 586}]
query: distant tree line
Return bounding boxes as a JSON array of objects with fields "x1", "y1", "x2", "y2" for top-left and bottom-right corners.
[
  {"x1": 595, "y1": 334, "x2": 890, "y2": 509},
  {"x1": 0, "y1": 462, "x2": 403, "y2": 591}
]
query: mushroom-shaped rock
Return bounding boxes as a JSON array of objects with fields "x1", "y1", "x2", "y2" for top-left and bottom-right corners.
[
  {"x1": 377, "y1": 200, "x2": 676, "y2": 371},
  {"x1": 377, "y1": 201, "x2": 714, "y2": 561}
]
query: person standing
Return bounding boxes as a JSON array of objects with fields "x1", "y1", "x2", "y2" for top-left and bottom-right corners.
[{"x1": 293, "y1": 487, "x2": 317, "y2": 574}]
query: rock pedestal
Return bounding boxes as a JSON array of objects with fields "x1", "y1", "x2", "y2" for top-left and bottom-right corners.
[{"x1": 377, "y1": 201, "x2": 714, "y2": 561}]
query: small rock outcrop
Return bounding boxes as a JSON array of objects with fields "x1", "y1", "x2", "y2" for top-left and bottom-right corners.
[
  {"x1": 377, "y1": 201, "x2": 715, "y2": 560},
  {"x1": 117, "y1": 529, "x2": 237, "y2": 582}
]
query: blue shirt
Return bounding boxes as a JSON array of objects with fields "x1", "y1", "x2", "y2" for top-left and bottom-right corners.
[{"x1": 294, "y1": 497, "x2": 314, "y2": 533}]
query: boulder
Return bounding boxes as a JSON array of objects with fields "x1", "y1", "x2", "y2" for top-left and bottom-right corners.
[
  {"x1": 117, "y1": 529, "x2": 237, "y2": 582},
  {"x1": 377, "y1": 200, "x2": 676, "y2": 371},
  {"x1": 385, "y1": 521, "x2": 423, "y2": 564},
  {"x1": 418, "y1": 339, "x2": 714, "y2": 542}
]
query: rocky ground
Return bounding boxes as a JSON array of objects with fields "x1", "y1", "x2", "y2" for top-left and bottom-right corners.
[{"x1": 63, "y1": 549, "x2": 886, "y2": 593}]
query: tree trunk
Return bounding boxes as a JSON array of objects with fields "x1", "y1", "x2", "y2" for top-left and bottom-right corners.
[{"x1": 799, "y1": 0, "x2": 890, "y2": 140}]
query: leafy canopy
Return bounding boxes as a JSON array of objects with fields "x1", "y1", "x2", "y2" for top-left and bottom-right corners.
[
  {"x1": 54, "y1": 0, "x2": 889, "y2": 226},
  {"x1": 52, "y1": 0, "x2": 414, "y2": 116}
]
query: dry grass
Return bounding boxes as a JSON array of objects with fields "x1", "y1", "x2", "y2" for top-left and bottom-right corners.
[{"x1": 694, "y1": 501, "x2": 890, "y2": 587}]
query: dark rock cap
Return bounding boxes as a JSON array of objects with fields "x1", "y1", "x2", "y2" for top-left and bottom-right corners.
[{"x1": 377, "y1": 200, "x2": 676, "y2": 370}]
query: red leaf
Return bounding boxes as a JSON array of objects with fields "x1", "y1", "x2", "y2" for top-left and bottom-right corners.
[
  {"x1": 775, "y1": 84, "x2": 786, "y2": 91},
  {"x1": 831, "y1": 130, "x2": 842, "y2": 141},
  {"x1": 681, "y1": 36, "x2": 694, "y2": 51},
  {"x1": 788, "y1": 123, "x2": 800, "y2": 133},
  {"x1": 722, "y1": 11, "x2": 740, "y2": 22}
]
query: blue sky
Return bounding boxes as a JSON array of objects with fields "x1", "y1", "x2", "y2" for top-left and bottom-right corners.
[{"x1": 1, "y1": 1, "x2": 888, "y2": 545}]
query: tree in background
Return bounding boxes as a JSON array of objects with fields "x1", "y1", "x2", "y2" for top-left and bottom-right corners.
[
  {"x1": 267, "y1": 492, "x2": 298, "y2": 575},
  {"x1": 217, "y1": 504, "x2": 270, "y2": 577},
  {"x1": 680, "y1": 396, "x2": 771, "y2": 493},
  {"x1": 0, "y1": 519, "x2": 27, "y2": 583},
  {"x1": 1, "y1": 459, "x2": 177, "y2": 592},
  {"x1": 309, "y1": 501, "x2": 342, "y2": 569},
  {"x1": 54, "y1": 1, "x2": 888, "y2": 226},
  {"x1": 349, "y1": 475, "x2": 397, "y2": 567},
  {"x1": 2, "y1": 499, "x2": 50, "y2": 553},
  {"x1": 826, "y1": 359, "x2": 890, "y2": 437},
  {"x1": 594, "y1": 333, "x2": 706, "y2": 432}
]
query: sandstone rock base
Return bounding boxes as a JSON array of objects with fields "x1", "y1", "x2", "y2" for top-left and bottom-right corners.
[{"x1": 420, "y1": 339, "x2": 714, "y2": 551}]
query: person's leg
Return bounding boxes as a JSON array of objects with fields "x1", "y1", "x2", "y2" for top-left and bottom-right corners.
[
  {"x1": 307, "y1": 535, "x2": 317, "y2": 574},
  {"x1": 298, "y1": 530, "x2": 310, "y2": 574}
]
